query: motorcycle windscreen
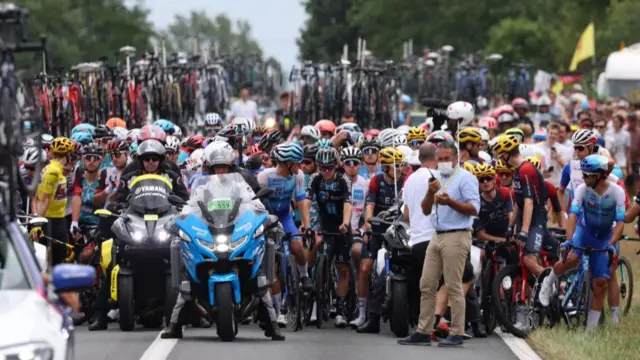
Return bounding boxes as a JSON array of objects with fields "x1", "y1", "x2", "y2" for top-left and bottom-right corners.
[
  {"x1": 189, "y1": 173, "x2": 257, "y2": 231},
  {"x1": 128, "y1": 176, "x2": 173, "y2": 215}
]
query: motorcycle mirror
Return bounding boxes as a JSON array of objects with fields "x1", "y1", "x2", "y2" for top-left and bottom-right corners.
[
  {"x1": 168, "y1": 195, "x2": 187, "y2": 206},
  {"x1": 253, "y1": 187, "x2": 275, "y2": 200},
  {"x1": 94, "y1": 209, "x2": 112, "y2": 218}
]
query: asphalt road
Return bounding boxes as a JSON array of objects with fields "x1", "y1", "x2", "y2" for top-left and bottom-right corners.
[{"x1": 74, "y1": 322, "x2": 520, "y2": 360}]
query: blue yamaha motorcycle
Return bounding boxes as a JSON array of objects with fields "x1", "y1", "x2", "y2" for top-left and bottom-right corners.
[{"x1": 168, "y1": 173, "x2": 276, "y2": 341}]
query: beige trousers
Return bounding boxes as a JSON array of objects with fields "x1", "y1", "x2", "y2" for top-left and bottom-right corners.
[{"x1": 417, "y1": 230, "x2": 472, "y2": 336}]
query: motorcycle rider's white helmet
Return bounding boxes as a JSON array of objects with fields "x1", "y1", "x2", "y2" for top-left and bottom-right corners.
[
  {"x1": 447, "y1": 101, "x2": 475, "y2": 126},
  {"x1": 204, "y1": 141, "x2": 235, "y2": 167}
]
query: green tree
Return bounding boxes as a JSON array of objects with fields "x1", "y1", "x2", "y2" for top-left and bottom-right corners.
[{"x1": 297, "y1": 0, "x2": 359, "y2": 62}]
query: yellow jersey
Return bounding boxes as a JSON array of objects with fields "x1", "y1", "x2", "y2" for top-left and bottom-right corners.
[{"x1": 36, "y1": 160, "x2": 68, "y2": 218}]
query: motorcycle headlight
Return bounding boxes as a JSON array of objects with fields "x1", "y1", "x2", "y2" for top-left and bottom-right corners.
[
  {"x1": 131, "y1": 231, "x2": 144, "y2": 242},
  {"x1": 230, "y1": 235, "x2": 248, "y2": 250},
  {"x1": 215, "y1": 234, "x2": 229, "y2": 245},
  {"x1": 0, "y1": 342, "x2": 54, "y2": 360},
  {"x1": 157, "y1": 230, "x2": 170, "y2": 242}
]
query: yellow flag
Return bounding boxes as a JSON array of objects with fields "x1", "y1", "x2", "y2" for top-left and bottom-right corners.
[
  {"x1": 551, "y1": 80, "x2": 564, "y2": 95},
  {"x1": 620, "y1": 41, "x2": 625, "y2": 51},
  {"x1": 569, "y1": 23, "x2": 595, "y2": 71}
]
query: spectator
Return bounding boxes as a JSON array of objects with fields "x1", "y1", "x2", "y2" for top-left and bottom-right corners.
[
  {"x1": 228, "y1": 84, "x2": 258, "y2": 122},
  {"x1": 605, "y1": 112, "x2": 631, "y2": 177},
  {"x1": 398, "y1": 141, "x2": 480, "y2": 347},
  {"x1": 275, "y1": 92, "x2": 294, "y2": 133},
  {"x1": 341, "y1": 110, "x2": 356, "y2": 124},
  {"x1": 628, "y1": 111, "x2": 640, "y2": 192}
]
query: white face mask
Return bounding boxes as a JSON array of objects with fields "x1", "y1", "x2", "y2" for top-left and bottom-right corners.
[{"x1": 437, "y1": 161, "x2": 454, "y2": 175}]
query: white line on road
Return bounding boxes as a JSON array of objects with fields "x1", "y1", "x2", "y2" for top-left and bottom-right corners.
[
  {"x1": 138, "y1": 328, "x2": 182, "y2": 360},
  {"x1": 495, "y1": 328, "x2": 543, "y2": 360}
]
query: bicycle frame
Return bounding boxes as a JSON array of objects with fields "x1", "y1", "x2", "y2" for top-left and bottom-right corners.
[{"x1": 514, "y1": 247, "x2": 549, "y2": 304}]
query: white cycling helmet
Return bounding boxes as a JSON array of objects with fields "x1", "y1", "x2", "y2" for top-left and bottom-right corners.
[
  {"x1": 204, "y1": 141, "x2": 235, "y2": 167},
  {"x1": 407, "y1": 149, "x2": 420, "y2": 166},
  {"x1": 537, "y1": 95, "x2": 552, "y2": 106},
  {"x1": 232, "y1": 117, "x2": 254, "y2": 135},
  {"x1": 173, "y1": 125, "x2": 183, "y2": 139},
  {"x1": 126, "y1": 129, "x2": 140, "y2": 144},
  {"x1": 393, "y1": 134, "x2": 407, "y2": 146},
  {"x1": 301, "y1": 125, "x2": 321, "y2": 140},
  {"x1": 447, "y1": 101, "x2": 475, "y2": 126},
  {"x1": 205, "y1": 112, "x2": 223, "y2": 127},
  {"x1": 22, "y1": 147, "x2": 47, "y2": 166},
  {"x1": 165, "y1": 135, "x2": 181, "y2": 152},
  {"x1": 497, "y1": 112, "x2": 516, "y2": 124},
  {"x1": 396, "y1": 125, "x2": 411, "y2": 134},
  {"x1": 340, "y1": 146, "x2": 363, "y2": 161},
  {"x1": 378, "y1": 128, "x2": 399, "y2": 147},
  {"x1": 478, "y1": 128, "x2": 490, "y2": 142},
  {"x1": 23, "y1": 138, "x2": 35, "y2": 149},
  {"x1": 113, "y1": 127, "x2": 128, "y2": 141},
  {"x1": 518, "y1": 144, "x2": 542, "y2": 159},
  {"x1": 572, "y1": 129, "x2": 597, "y2": 146},
  {"x1": 397, "y1": 145, "x2": 413, "y2": 164}
]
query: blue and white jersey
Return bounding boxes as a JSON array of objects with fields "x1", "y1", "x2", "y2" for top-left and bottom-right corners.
[
  {"x1": 569, "y1": 182, "x2": 625, "y2": 240},
  {"x1": 257, "y1": 167, "x2": 306, "y2": 215}
]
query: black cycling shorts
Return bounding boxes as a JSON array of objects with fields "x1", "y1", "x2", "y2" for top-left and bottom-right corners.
[
  {"x1": 524, "y1": 223, "x2": 559, "y2": 261},
  {"x1": 325, "y1": 232, "x2": 353, "y2": 264}
]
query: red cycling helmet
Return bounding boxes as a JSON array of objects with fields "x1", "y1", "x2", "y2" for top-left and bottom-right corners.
[
  {"x1": 511, "y1": 98, "x2": 529, "y2": 109},
  {"x1": 186, "y1": 135, "x2": 205, "y2": 149},
  {"x1": 138, "y1": 125, "x2": 166, "y2": 143},
  {"x1": 315, "y1": 119, "x2": 337, "y2": 135},
  {"x1": 364, "y1": 129, "x2": 380, "y2": 138},
  {"x1": 479, "y1": 116, "x2": 498, "y2": 129},
  {"x1": 248, "y1": 144, "x2": 263, "y2": 157}
]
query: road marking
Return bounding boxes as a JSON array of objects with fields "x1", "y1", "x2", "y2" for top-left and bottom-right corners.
[
  {"x1": 495, "y1": 328, "x2": 542, "y2": 360},
  {"x1": 139, "y1": 328, "x2": 182, "y2": 360}
]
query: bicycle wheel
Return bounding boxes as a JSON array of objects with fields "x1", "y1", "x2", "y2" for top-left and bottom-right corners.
[
  {"x1": 481, "y1": 260, "x2": 497, "y2": 335},
  {"x1": 616, "y1": 256, "x2": 634, "y2": 316},
  {"x1": 286, "y1": 255, "x2": 302, "y2": 331},
  {"x1": 492, "y1": 264, "x2": 528, "y2": 338}
]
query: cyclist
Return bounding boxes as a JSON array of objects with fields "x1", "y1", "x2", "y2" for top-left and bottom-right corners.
[
  {"x1": 473, "y1": 163, "x2": 514, "y2": 244},
  {"x1": 204, "y1": 112, "x2": 224, "y2": 136},
  {"x1": 20, "y1": 147, "x2": 47, "y2": 213},
  {"x1": 93, "y1": 125, "x2": 115, "y2": 170},
  {"x1": 495, "y1": 159, "x2": 514, "y2": 189},
  {"x1": 164, "y1": 135, "x2": 181, "y2": 165},
  {"x1": 70, "y1": 143, "x2": 104, "y2": 237},
  {"x1": 300, "y1": 125, "x2": 321, "y2": 145},
  {"x1": 94, "y1": 139, "x2": 129, "y2": 208},
  {"x1": 458, "y1": 127, "x2": 483, "y2": 163},
  {"x1": 406, "y1": 126, "x2": 428, "y2": 151},
  {"x1": 538, "y1": 155, "x2": 625, "y2": 330},
  {"x1": 32, "y1": 137, "x2": 75, "y2": 266},
  {"x1": 524, "y1": 156, "x2": 565, "y2": 227},
  {"x1": 302, "y1": 146, "x2": 353, "y2": 328},
  {"x1": 359, "y1": 137, "x2": 382, "y2": 180}
]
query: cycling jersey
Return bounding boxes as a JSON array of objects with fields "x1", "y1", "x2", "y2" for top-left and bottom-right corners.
[
  {"x1": 99, "y1": 153, "x2": 113, "y2": 170},
  {"x1": 366, "y1": 173, "x2": 404, "y2": 218},
  {"x1": 293, "y1": 172, "x2": 318, "y2": 230},
  {"x1": 306, "y1": 173, "x2": 352, "y2": 232},
  {"x1": 97, "y1": 166, "x2": 124, "y2": 207},
  {"x1": 257, "y1": 168, "x2": 306, "y2": 216},
  {"x1": 474, "y1": 187, "x2": 513, "y2": 238},
  {"x1": 347, "y1": 174, "x2": 369, "y2": 230},
  {"x1": 358, "y1": 164, "x2": 382, "y2": 180},
  {"x1": 72, "y1": 171, "x2": 100, "y2": 225},
  {"x1": 36, "y1": 160, "x2": 68, "y2": 218},
  {"x1": 559, "y1": 160, "x2": 629, "y2": 207},
  {"x1": 512, "y1": 161, "x2": 548, "y2": 218},
  {"x1": 545, "y1": 181, "x2": 562, "y2": 213},
  {"x1": 177, "y1": 150, "x2": 190, "y2": 165}
]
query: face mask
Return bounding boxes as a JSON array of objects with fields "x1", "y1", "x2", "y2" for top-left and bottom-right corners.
[{"x1": 437, "y1": 161, "x2": 454, "y2": 176}]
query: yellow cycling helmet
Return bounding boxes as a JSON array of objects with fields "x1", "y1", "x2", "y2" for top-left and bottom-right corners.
[
  {"x1": 524, "y1": 156, "x2": 542, "y2": 171},
  {"x1": 495, "y1": 159, "x2": 515, "y2": 173},
  {"x1": 462, "y1": 160, "x2": 478, "y2": 174},
  {"x1": 379, "y1": 147, "x2": 405, "y2": 165},
  {"x1": 474, "y1": 163, "x2": 496, "y2": 178},
  {"x1": 406, "y1": 127, "x2": 428, "y2": 142},
  {"x1": 50, "y1": 137, "x2": 75, "y2": 155},
  {"x1": 504, "y1": 128, "x2": 525, "y2": 141},
  {"x1": 458, "y1": 127, "x2": 482, "y2": 144},
  {"x1": 491, "y1": 134, "x2": 520, "y2": 156}
]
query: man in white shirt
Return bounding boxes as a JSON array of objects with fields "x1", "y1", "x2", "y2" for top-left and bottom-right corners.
[
  {"x1": 228, "y1": 85, "x2": 258, "y2": 122},
  {"x1": 535, "y1": 123, "x2": 570, "y2": 187},
  {"x1": 403, "y1": 143, "x2": 438, "y2": 247}
]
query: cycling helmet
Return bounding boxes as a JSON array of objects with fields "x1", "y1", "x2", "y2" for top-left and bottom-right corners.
[
  {"x1": 50, "y1": 137, "x2": 74, "y2": 155},
  {"x1": 581, "y1": 154, "x2": 608, "y2": 173},
  {"x1": 474, "y1": 163, "x2": 495, "y2": 178},
  {"x1": 253, "y1": 125, "x2": 267, "y2": 138},
  {"x1": 504, "y1": 128, "x2": 525, "y2": 142},
  {"x1": 340, "y1": 146, "x2": 363, "y2": 161},
  {"x1": 364, "y1": 129, "x2": 380, "y2": 139},
  {"x1": 406, "y1": 127, "x2": 428, "y2": 142},
  {"x1": 317, "y1": 139, "x2": 333, "y2": 148},
  {"x1": 205, "y1": 112, "x2": 223, "y2": 127},
  {"x1": 360, "y1": 137, "x2": 381, "y2": 150},
  {"x1": 154, "y1": 119, "x2": 176, "y2": 135},
  {"x1": 173, "y1": 126, "x2": 183, "y2": 139},
  {"x1": 478, "y1": 116, "x2": 498, "y2": 129},
  {"x1": 41, "y1": 134, "x2": 54, "y2": 146},
  {"x1": 462, "y1": 161, "x2": 478, "y2": 174},
  {"x1": 248, "y1": 144, "x2": 263, "y2": 157},
  {"x1": 378, "y1": 129, "x2": 399, "y2": 147},
  {"x1": 379, "y1": 147, "x2": 404, "y2": 165},
  {"x1": 491, "y1": 134, "x2": 520, "y2": 156},
  {"x1": 491, "y1": 104, "x2": 515, "y2": 118},
  {"x1": 572, "y1": 129, "x2": 597, "y2": 146},
  {"x1": 304, "y1": 144, "x2": 319, "y2": 160},
  {"x1": 400, "y1": 94, "x2": 412, "y2": 105},
  {"x1": 336, "y1": 123, "x2": 362, "y2": 134},
  {"x1": 186, "y1": 135, "x2": 206, "y2": 149},
  {"x1": 427, "y1": 130, "x2": 454, "y2": 144},
  {"x1": 113, "y1": 127, "x2": 128, "y2": 141},
  {"x1": 185, "y1": 149, "x2": 205, "y2": 172},
  {"x1": 397, "y1": 145, "x2": 413, "y2": 164},
  {"x1": 495, "y1": 159, "x2": 514, "y2": 173},
  {"x1": 537, "y1": 95, "x2": 552, "y2": 107},
  {"x1": 396, "y1": 125, "x2": 411, "y2": 135},
  {"x1": 93, "y1": 125, "x2": 113, "y2": 139},
  {"x1": 273, "y1": 142, "x2": 304, "y2": 163},
  {"x1": 518, "y1": 144, "x2": 540, "y2": 159},
  {"x1": 497, "y1": 112, "x2": 516, "y2": 124},
  {"x1": 71, "y1": 131, "x2": 94, "y2": 145},
  {"x1": 393, "y1": 134, "x2": 407, "y2": 146},
  {"x1": 22, "y1": 147, "x2": 46, "y2": 166},
  {"x1": 259, "y1": 130, "x2": 282, "y2": 150},
  {"x1": 129, "y1": 143, "x2": 138, "y2": 154},
  {"x1": 72, "y1": 123, "x2": 95, "y2": 134},
  {"x1": 138, "y1": 124, "x2": 166, "y2": 143},
  {"x1": 204, "y1": 141, "x2": 236, "y2": 167},
  {"x1": 512, "y1": 98, "x2": 529, "y2": 109},
  {"x1": 524, "y1": 156, "x2": 541, "y2": 171},
  {"x1": 478, "y1": 151, "x2": 491, "y2": 163},
  {"x1": 458, "y1": 127, "x2": 482, "y2": 144},
  {"x1": 106, "y1": 117, "x2": 126, "y2": 129},
  {"x1": 301, "y1": 125, "x2": 321, "y2": 140},
  {"x1": 82, "y1": 143, "x2": 104, "y2": 157},
  {"x1": 165, "y1": 135, "x2": 181, "y2": 153},
  {"x1": 315, "y1": 147, "x2": 340, "y2": 165},
  {"x1": 126, "y1": 129, "x2": 140, "y2": 144},
  {"x1": 106, "y1": 139, "x2": 129, "y2": 152},
  {"x1": 232, "y1": 117, "x2": 254, "y2": 135},
  {"x1": 315, "y1": 119, "x2": 337, "y2": 135},
  {"x1": 23, "y1": 138, "x2": 35, "y2": 149},
  {"x1": 447, "y1": 101, "x2": 475, "y2": 126},
  {"x1": 478, "y1": 128, "x2": 490, "y2": 142},
  {"x1": 137, "y1": 139, "x2": 166, "y2": 158}
]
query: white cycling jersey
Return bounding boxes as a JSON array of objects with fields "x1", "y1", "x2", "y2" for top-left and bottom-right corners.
[{"x1": 346, "y1": 174, "x2": 369, "y2": 231}]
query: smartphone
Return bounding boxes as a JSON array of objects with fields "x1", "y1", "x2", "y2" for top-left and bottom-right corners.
[
  {"x1": 551, "y1": 147, "x2": 557, "y2": 152},
  {"x1": 548, "y1": 166, "x2": 555, "y2": 172}
]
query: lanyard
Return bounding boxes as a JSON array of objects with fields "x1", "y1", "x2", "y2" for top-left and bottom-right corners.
[{"x1": 439, "y1": 166, "x2": 459, "y2": 194}]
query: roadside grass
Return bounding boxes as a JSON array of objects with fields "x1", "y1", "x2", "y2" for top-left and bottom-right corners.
[{"x1": 528, "y1": 224, "x2": 640, "y2": 360}]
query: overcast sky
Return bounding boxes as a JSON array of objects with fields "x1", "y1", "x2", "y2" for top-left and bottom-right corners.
[{"x1": 142, "y1": 0, "x2": 306, "y2": 71}]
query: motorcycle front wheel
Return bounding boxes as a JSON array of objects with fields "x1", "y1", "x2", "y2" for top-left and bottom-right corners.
[{"x1": 215, "y1": 283, "x2": 237, "y2": 342}]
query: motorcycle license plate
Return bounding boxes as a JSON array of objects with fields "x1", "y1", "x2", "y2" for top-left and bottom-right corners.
[
  {"x1": 207, "y1": 198, "x2": 232, "y2": 211},
  {"x1": 144, "y1": 214, "x2": 159, "y2": 221}
]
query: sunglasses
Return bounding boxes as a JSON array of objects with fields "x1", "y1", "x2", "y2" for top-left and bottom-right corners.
[
  {"x1": 344, "y1": 159, "x2": 361, "y2": 167},
  {"x1": 383, "y1": 163, "x2": 401, "y2": 169},
  {"x1": 583, "y1": 172, "x2": 599, "y2": 178},
  {"x1": 479, "y1": 176, "x2": 494, "y2": 183},
  {"x1": 302, "y1": 159, "x2": 314, "y2": 165},
  {"x1": 319, "y1": 165, "x2": 336, "y2": 172},
  {"x1": 98, "y1": 137, "x2": 113, "y2": 144},
  {"x1": 574, "y1": 145, "x2": 587, "y2": 151},
  {"x1": 409, "y1": 140, "x2": 424, "y2": 147},
  {"x1": 84, "y1": 155, "x2": 102, "y2": 162},
  {"x1": 497, "y1": 172, "x2": 513, "y2": 177},
  {"x1": 142, "y1": 156, "x2": 161, "y2": 163},
  {"x1": 24, "y1": 166, "x2": 35, "y2": 171},
  {"x1": 362, "y1": 148, "x2": 379, "y2": 155},
  {"x1": 111, "y1": 151, "x2": 124, "y2": 158}
]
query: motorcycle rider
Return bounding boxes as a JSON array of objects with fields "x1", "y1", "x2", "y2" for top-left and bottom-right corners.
[{"x1": 161, "y1": 140, "x2": 285, "y2": 340}]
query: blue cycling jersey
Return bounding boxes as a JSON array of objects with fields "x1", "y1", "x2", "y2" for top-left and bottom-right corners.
[
  {"x1": 358, "y1": 164, "x2": 382, "y2": 180},
  {"x1": 99, "y1": 153, "x2": 113, "y2": 171},
  {"x1": 177, "y1": 150, "x2": 190, "y2": 165},
  {"x1": 293, "y1": 172, "x2": 318, "y2": 229},
  {"x1": 257, "y1": 167, "x2": 306, "y2": 215},
  {"x1": 569, "y1": 182, "x2": 625, "y2": 241}
]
